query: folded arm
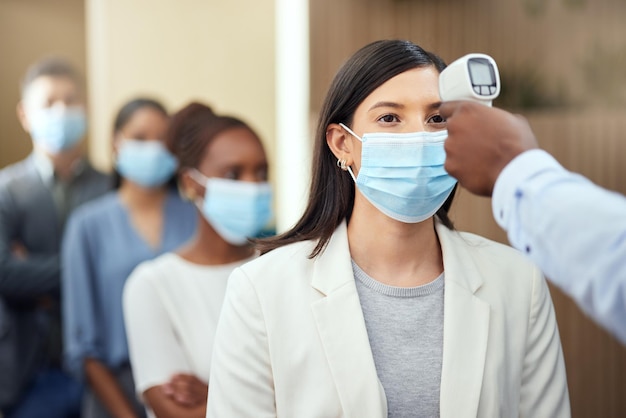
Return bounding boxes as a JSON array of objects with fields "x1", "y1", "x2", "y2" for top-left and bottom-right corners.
[{"x1": 0, "y1": 187, "x2": 60, "y2": 299}]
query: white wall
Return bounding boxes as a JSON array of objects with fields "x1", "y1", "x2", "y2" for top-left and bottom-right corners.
[{"x1": 86, "y1": 0, "x2": 276, "y2": 173}]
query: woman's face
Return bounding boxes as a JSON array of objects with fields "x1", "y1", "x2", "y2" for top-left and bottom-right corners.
[
  {"x1": 192, "y1": 127, "x2": 268, "y2": 197},
  {"x1": 353, "y1": 66, "x2": 445, "y2": 133},
  {"x1": 327, "y1": 67, "x2": 445, "y2": 173},
  {"x1": 113, "y1": 107, "x2": 169, "y2": 153}
]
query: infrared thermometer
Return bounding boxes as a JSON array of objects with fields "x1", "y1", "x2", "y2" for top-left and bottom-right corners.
[{"x1": 439, "y1": 53, "x2": 500, "y2": 106}]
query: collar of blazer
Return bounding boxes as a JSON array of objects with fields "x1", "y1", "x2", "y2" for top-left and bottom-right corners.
[
  {"x1": 309, "y1": 219, "x2": 490, "y2": 418},
  {"x1": 310, "y1": 219, "x2": 486, "y2": 295}
]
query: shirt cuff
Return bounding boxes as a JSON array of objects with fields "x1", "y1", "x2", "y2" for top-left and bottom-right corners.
[{"x1": 492, "y1": 149, "x2": 564, "y2": 231}]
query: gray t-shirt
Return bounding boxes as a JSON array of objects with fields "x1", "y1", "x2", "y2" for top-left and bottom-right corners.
[{"x1": 353, "y1": 261, "x2": 444, "y2": 418}]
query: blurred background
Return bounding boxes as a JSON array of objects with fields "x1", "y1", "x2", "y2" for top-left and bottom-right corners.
[{"x1": 1, "y1": 0, "x2": 625, "y2": 416}]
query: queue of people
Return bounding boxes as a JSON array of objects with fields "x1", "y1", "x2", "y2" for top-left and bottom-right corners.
[
  {"x1": 3, "y1": 36, "x2": 623, "y2": 417},
  {"x1": 0, "y1": 57, "x2": 276, "y2": 418}
]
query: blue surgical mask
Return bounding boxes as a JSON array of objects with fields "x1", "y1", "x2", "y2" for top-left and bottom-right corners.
[
  {"x1": 340, "y1": 124, "x2": 457, "y2": 223},
  {"x1": 189, "y1": 170, "x2": 273, "y2": 245},
  {"x1": 116, "y1": 139, "x2": 178, "y2": 188},
  {"x1": 28, "y1": 106, "x2": 87, "y2": 153}
]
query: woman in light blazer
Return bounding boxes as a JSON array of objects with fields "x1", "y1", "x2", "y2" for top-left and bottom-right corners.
[{"x1": 206, "y1": 40, "x2": 570, "y2": 418}]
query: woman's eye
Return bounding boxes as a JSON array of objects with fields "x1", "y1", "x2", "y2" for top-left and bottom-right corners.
[
  {"x1": 429, "y1": 114, "x2": 446, "y2": 124},
  {"x1": 224, "y1": 170, "x2": 238, "y2": 180},
  {"x1": 257, "y1": 168, "x2": 268, "y2": 181},
  {"x1": 65, "y1": 95, "x2": 78, "y2": 105},
  {"x1": 378, "y1": 114, "x2": 399, "y2": 124}
]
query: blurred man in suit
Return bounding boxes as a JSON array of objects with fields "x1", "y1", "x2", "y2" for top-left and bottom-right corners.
[{"x1": 0, "y1": 57, "x2": 111, "y2": 418}]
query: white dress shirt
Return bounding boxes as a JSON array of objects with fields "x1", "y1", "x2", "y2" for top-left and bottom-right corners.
[{"x1": 492, "y1": 149, "x2": 626, "y2": 344}]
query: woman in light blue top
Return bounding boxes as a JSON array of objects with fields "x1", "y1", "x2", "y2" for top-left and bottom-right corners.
[{"x1": 61, "y1": 98, "x2": 196, "y2": 418}]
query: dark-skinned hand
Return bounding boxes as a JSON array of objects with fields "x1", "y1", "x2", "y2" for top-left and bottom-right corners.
[{"x1": 440, "y1": 101, "x2": 539, "y2": 196}]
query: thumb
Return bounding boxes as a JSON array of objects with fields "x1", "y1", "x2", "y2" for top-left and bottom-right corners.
[{"x1": 439, "y1": 100, "x2": 468, "y2": 119}]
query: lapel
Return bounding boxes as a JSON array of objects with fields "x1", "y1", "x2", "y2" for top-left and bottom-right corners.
[
  {"x1": 436, "y1": 223, "x2": 490, "y2": 418},
  {"x1": 21, "y1": 156, "x2": 63, "y2": 240},
  {"x1": 310, "y1": 221, "x2": 387, "y2": 417}
]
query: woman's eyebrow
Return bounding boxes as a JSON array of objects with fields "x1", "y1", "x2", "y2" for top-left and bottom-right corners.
[
  {"x1": 368, "y1": 101, "x2": 443, "y2": 112},
  {"x1": 367, "y1": 101, "x2": 404, "y2": 112}
]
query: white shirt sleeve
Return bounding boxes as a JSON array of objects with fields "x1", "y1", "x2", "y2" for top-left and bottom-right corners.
[
  {"x1": 123, "y1": 261, "x2": 192, "y2": 396},
  {"x1": 492, "y1": 149, "x2": 626, "y2": 344}
]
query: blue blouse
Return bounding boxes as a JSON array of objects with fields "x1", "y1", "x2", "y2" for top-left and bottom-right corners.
[{"x1": 61, "y1": 189, "x2": 196, "y2": 379}]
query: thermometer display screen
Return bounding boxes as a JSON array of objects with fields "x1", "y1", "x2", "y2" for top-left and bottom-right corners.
[
  {"x1": 468, "y1": 58, "x2": 497, "y2": 96},
  {"x1": 468, "y1": 59, "x2": 495, "y2": 85}
]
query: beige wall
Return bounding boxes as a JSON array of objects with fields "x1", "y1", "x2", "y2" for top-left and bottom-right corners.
[
  {"x1": 0, "y1": 0, "x2": 275, "y2": 173},
  {"x1": 0, "y1": 0, "x2": 86, "y2": 168},
  {"x1": 85, "y1": 0, "x2": 275, "y2": 172}
]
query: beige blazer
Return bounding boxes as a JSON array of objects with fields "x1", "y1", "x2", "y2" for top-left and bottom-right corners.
[{"x1": 207, "y1": 221, "x2": 570, "y2": 418}]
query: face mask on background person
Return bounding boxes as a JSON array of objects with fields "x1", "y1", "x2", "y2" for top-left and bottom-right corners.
[
  {"x1": 115, "y1": 139, "x2": 178, "y2": 188},
  {"x1": 340, "y1": 123, "x2": 457, "y2": 223},
  {"x1": 189, "y1": 170, "x2": 273, "y2": 245},
  {"x1": 27, "y1": 106, "x2": 87, "y2": 153}
]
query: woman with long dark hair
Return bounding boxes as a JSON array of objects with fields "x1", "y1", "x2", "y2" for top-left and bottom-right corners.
[{"x1": 207, "y1": 40, "x2": 570, "y2": 418}]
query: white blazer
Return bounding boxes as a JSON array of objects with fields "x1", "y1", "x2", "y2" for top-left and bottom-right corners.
[{"x1": 207, "y1": 221, "x2": 570, "y2": 418}]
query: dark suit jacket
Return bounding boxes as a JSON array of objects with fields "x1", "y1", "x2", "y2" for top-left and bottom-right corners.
[{"x1": 0, "y1": 154, "x2": 110, "y2": 407}]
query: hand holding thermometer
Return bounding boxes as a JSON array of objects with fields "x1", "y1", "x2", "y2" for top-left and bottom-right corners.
[{"x1": 439, "y1": 53, "x2": 500, "y2": 107}]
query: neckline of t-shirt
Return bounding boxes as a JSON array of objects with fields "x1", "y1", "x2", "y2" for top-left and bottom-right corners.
[
  {"x1": 164, "y1": 252, "x2": 257, "y2": 272},
  {"x1": 351, "y1": 259, "x2": 445, "y2": 298}
]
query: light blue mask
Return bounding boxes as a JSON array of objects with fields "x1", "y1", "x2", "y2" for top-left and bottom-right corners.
[
  {"x1": 190, "y1": 171, "x2": 273, "y2": 245},
  {"x1": 116, "y1": 139, "x2": 178, "y2": 188},
  {"x1": 28, "y1": 106, "x2": 87, "y2": 153},
  {"x1": 340, "y1": 124, "x2": 457, "y2": 223}
]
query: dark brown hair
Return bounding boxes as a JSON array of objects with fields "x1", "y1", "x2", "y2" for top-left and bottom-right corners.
[
  {"x1": 166, "y1": 102, "x2": 258, "y2": 171},
  {"x1": 114, "y1": 98, "x2": 167, "y2": 132},
  {"x1": 256, "y1": 39, "x2": 456, "y2": 257}
]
